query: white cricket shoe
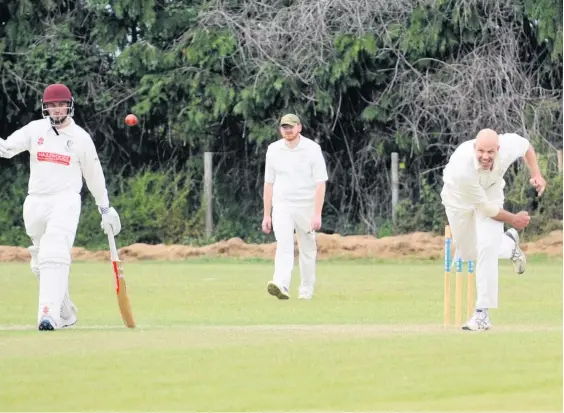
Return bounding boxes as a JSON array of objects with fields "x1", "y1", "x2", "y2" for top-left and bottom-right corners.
[
  {"x1": 28, "y1": 246, "x2": 40, "y2": 278},
  {"x1": 267, "y1": 281, "x2": 290, "y2": 300},
  {"x1": 462, "y1": 311, "x2": 492, "y2": 331},
  {"x1": 60, "y1": 293, "x2": 78, "y2": 328},
  {"x1": 38, "y1": 316, "x2": 58, "y2": 331},
  {"x1": 505, "y1": 228, "x2": 526, "y2": 274},
  {"x1": 298, "y1": 287, "x2": 313, "y2": 300}
]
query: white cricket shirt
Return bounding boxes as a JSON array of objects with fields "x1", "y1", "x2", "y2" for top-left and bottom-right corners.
[
  {"x1": 264, "y1": 135, "x2": 328, "y2": 206},
  {"x1": 2, "y1": 118, "x2": 110, "y2": 208},
  {"x1": 441, "y1": 133, "x2": 531, "y2": 216}
]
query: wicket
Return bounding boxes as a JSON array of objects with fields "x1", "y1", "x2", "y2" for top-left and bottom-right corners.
[{"x1": 444, "y1": 225, "x2": 475, "y2": 327}]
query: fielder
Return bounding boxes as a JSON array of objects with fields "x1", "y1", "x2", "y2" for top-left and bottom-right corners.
[
  {"x1": 0, "y1": 83, "x2": 121, "y2": 331},
  {"x1": 441, "y1": 128, "x2": 546, "y2": 331},
  {"x1": 262, "y1": 114, "x2": 329, "y2": 300}
]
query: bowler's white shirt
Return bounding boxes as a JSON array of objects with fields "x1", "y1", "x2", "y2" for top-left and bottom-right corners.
[
  {"x1": 265, "y1": 135, "x2": 328, "y2": 206},
  {"x1": 441, "y1": 133, "x2": 530, "y2": 216},
  {"x1": 2, "y1": 118, "x2": 110, "y2": 207}
]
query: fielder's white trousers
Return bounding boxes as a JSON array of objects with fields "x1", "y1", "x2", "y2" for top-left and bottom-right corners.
[
  {"x1": 445, "y1": 206, "x2": 515, "y2": 309},
  {"x1": 272, "y1": 204, "x2": 317, "y2": 296},
  {"x1": 23, "y1": 192, "x2": 81, "y2": 325}
]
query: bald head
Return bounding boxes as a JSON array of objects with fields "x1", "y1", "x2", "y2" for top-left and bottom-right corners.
[
  {"x1": 476, "y1": 129, "x2": 499, "y2": 146},
  {"x1": 474, "y1": 129, "x2": 500, "y2": 170}
]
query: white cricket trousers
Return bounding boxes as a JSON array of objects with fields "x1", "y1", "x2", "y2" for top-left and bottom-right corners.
[
  {"x1": 23, "y1": 192, "x2": 81, "y2": 325},
  {"x1": 272, "y1": 204, "x2": 317, "y2": 296},
  {"x1": 445, "y1": 206, "x2": 515, "y2": 309}
]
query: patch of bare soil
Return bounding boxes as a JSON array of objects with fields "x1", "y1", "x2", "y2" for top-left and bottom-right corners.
[{"x1": 0, "y1": 231, "x2": 560, "y2": 262}]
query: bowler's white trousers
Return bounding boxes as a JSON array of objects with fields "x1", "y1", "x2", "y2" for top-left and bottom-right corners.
[
  {"x1": 23, "y1": 192, "x2": 81, "y2": 325},
  {"x1": 272, "y1": 204, "x2": 317, "y2": 296},
  {"x1": 445, "y1": 206, "x2": 515, "y2": 309}
]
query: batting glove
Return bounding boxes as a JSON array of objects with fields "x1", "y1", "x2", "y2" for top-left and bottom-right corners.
[{"x1": 99, "y1": 206, "x2": 122, "y2": 236}]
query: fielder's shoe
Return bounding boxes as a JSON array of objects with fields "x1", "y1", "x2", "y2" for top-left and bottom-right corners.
[
  {"x1": 60, "y1": 294, "x2": 78, "y2": 328},
  {"x1": 28, "y1": 246, "x2": 40, "y2": 278},
  {"x1": 505, "y1": 228, "x2": 526, "y2": 274},
  {"x1": 462, "y1": 310, "x2": 492, "y2": 331},
  {"x1": 267, "y1": 281, "x2": 290, "y2": 300},
  {"x1": 38, "y1": 316, "x2": 57, "y2": 331},
  {"x1": 298, "y1": 287, "x2": 313, "y2": 300}
]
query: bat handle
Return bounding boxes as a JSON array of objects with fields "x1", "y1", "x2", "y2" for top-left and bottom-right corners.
[{"x1": 107, "y1": 227, "x2": 120, "y2": 262}]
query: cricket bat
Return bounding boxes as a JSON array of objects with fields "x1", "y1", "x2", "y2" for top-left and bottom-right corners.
[{"x1": 107, "y1": 228, "x2": 136, "y2": 328}]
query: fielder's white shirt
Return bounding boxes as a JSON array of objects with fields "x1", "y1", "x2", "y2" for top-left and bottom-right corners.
[
  {"x1": 441, "y1": 133, "x2": 531, "y2": 216},
  {"x1": 265, "y1": 135, "x2": 328, "y2": 206},
  {"x1": 2, "y1": 118, "x2": 110, "y2": 207}
]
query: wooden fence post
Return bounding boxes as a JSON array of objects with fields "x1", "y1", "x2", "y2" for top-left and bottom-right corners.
[{"x1": 204, "y1": 152, "x2": 213, "y2": 239}]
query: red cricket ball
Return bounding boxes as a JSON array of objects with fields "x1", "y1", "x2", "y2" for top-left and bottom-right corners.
[{"x1": 125, "y1": 114, "x2": 138, "y2": 126}]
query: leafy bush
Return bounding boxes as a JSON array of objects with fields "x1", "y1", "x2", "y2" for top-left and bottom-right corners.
[
  {"x1": 395, "y1": 180, "x2": 447, "y2": 234},
  {"x1": 75, "y1": 169, "x2": 197, "y2": 249},
  {"x1": 0, "y1": 152, "x2": 560, "y2": 250},
  {"x1": 0, "y1": 162, "x2": 31, "y2": 247}
]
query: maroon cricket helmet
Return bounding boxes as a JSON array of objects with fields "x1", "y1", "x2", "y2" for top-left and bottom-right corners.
[{"x1": 42, "y1": 83, "x2": 75, "y2": 125}]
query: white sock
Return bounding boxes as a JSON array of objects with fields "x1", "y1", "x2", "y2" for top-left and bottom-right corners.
[{"x1": 499, "y1": 234, "x2": 515, "y2": 259}]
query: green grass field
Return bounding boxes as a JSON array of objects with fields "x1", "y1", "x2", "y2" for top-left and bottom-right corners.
[{"x1": 0, "y1": 257, "x2": 562, "y2": 412}]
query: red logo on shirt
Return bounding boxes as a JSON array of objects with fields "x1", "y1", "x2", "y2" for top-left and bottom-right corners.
[
  {"x1": 37, "y1": 152, "x2": 71, "y2": 166},
  {"x1": 37, "y1": 137, "x2": 44, "y2": 145}
]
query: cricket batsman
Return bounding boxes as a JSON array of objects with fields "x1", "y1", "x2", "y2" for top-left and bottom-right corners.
[
  {"x1": 262, "y1": 114, "x2": 329, "y2": 300},
  {"x1": 0, "y1": 83, "x2": 122, "y2": 331},
  {"x1": 441, "y1": 128, "x2": 547, "y2": 331}
]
